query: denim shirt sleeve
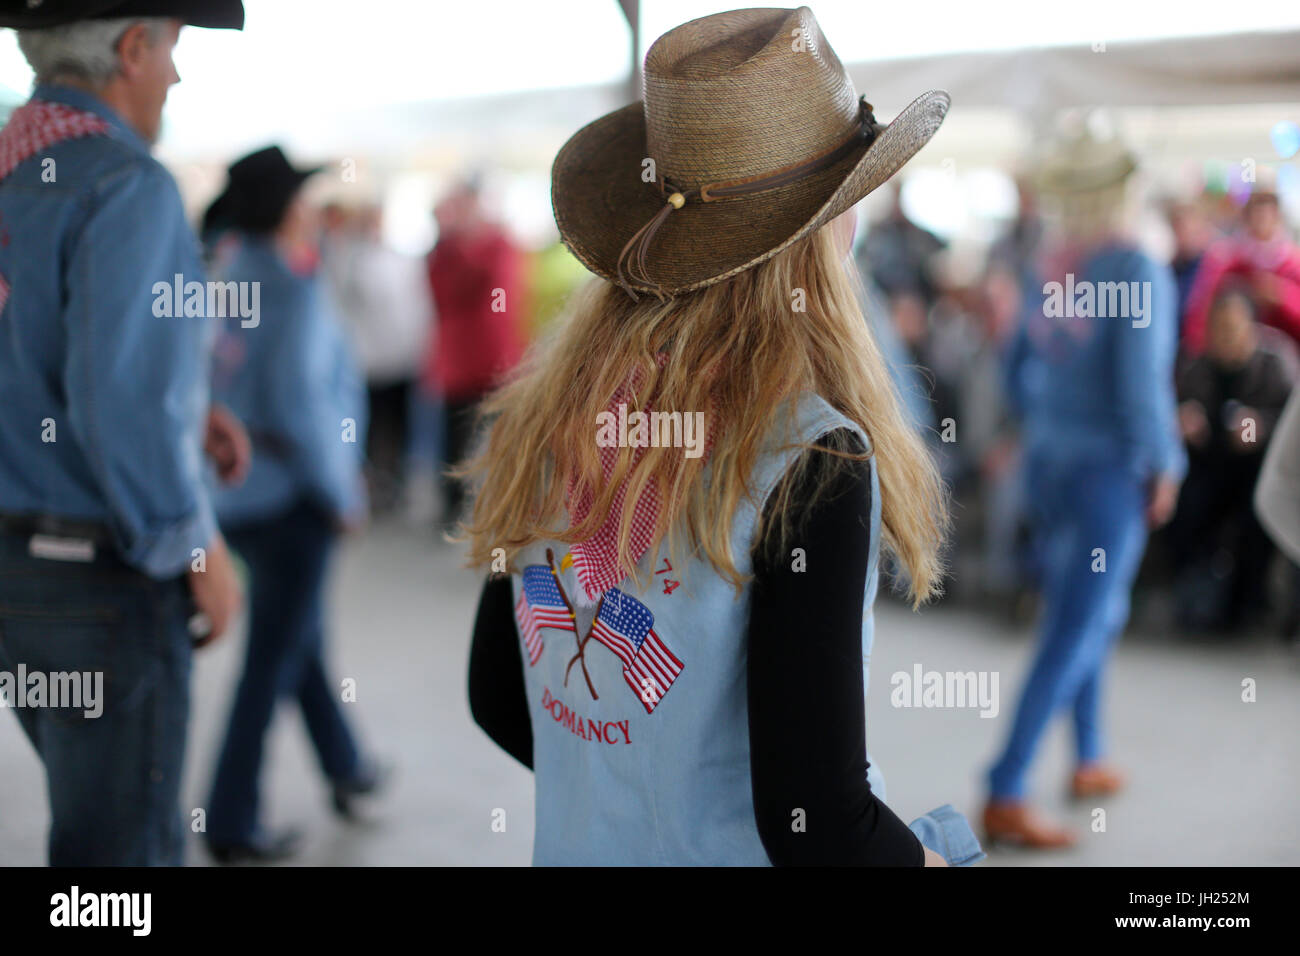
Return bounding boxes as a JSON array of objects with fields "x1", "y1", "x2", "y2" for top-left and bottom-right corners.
[
  {"x1": 1114, "y1": 255, "x2": 1188, "y2": 482},
  {"x1": 63, "y1": 159, "x2": 216, "y2": 578},
  {"x1": 907, "y1": 804, "x2": 986, "y2": 866},
  {"x1": 263, "y1": 278, "x2": 365, "y2": 520}
]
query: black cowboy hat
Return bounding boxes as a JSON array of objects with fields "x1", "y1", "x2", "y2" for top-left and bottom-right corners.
[
  {"x1": 205, "y1": 145, "x2": 323, "y2": 237},
  {"x1": 0, "y1": 0, "x2": 244, "y2": 29}
]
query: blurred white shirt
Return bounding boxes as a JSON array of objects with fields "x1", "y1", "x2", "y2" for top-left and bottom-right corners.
[{"x1": 323, "y1": 233, "x2": 433, "y2": 385}]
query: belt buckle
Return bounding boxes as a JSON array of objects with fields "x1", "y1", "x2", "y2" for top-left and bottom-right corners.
[{"x1": 28, "y1": 534, "x2": 96, "y2": 563}]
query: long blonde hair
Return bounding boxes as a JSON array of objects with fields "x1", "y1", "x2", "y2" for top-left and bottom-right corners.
[{"x1": 460, "y1": 223, "x2": 948, "y2": 607}]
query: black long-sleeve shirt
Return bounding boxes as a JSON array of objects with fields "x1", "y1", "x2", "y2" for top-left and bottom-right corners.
[{"x1": 467, "y1": 429, "x2": 924, "y2": 865}]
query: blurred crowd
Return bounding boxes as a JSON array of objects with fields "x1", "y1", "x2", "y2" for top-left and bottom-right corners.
[
  {"x1": 299, "y1": 178, "x2": 588, "y2": 528},
  {"x1": 858, "y1": 171, "x2": 1300, "y2": 640},
  {"x1": 270, "y1": 150, "x2": 1299, "y2": 645},
  {"x1": 178, "y1": 128, "x2": 1300, "y2": 861}
]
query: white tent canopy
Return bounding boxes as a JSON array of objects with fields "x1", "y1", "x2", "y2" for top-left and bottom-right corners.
[
  {"x1": 142, "y1": 28, "x2": 1300, "y2": 164},
  {"x1": 3, "y1": 8, "x2": 1295, "y2": 249},
  {"x1": 847, "y1": 29, "x2": 1300, "y2": 120}
]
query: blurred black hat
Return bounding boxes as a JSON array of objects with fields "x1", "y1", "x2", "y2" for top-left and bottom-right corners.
[
  {"x1": 205, "y1": 145, "x2": 322, "y2": 236},
  {"x1": 0, "y1": 1, "x2": 244, "y2": 29}
]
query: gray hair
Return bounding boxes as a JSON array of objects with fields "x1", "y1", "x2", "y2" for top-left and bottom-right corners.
[{"x1": 16, "y1": 18, "x2": 167, "y2": 88}]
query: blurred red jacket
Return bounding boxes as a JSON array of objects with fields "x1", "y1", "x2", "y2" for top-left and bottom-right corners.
[
  {"x1": 1182, "y1": 234, "x2": 1300, "y2": 353},
  {"x1": 423, "y1": 225, "x2": 526, "y2": 402}
]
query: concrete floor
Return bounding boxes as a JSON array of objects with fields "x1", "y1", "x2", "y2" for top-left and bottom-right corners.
[{"x1": 1, "y1": 517, "x2": 1298, "y2": 866}]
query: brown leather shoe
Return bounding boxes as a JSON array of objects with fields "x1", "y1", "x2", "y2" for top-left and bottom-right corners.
[
  {"x1": 982, "y1": 800, "x2": 1078, "y2": 849},
  {"x1": 1071, "y1": 763, "x2": 1126, "y2": 799}
]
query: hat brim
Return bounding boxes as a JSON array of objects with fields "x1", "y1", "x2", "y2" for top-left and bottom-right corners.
[
  {"x1": 211, "y1": 162, "x2": 323, "y2": 234},
  {"x1": 1036, "y1": 157, "x2": 1137, "y2": 195},
  {"x1": 552, "y1": 89, "x2": 950, "y2": 297}
]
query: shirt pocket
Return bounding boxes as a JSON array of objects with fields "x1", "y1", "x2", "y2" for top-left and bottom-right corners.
[{"x1": 907, "y1": 803, "x2": 986, "y2": 867}]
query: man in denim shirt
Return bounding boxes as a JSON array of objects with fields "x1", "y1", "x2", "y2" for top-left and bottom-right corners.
[{"x1": 0, "y1": 0, "x2": 246, "y2": 865}]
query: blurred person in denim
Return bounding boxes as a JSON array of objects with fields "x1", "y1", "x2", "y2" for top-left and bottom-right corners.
[
  {"x1": 204, "y1": 146, "x2": 386, "y2": 863},
  {"x1": 0, "y1": 1, "x2": 246, "y2": 866},
  {"x1": 1169, "y1": 288, "x2": 1294, "y2": 633},
  {"x1": 984, "y1": 123, "x2": 1186, "y2": 848}
]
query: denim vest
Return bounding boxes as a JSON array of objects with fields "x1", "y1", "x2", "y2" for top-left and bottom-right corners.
[{"x1": 513, "y1": 392, "x2": 940, "y2": 865}]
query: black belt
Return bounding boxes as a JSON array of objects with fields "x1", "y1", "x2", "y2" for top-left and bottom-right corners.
[{"x1": 0, "y1": 512, "x2": 113, "y2": 545}]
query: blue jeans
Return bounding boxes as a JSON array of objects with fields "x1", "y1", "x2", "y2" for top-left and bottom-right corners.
[
  {"x1": 406, "y1": 384, "x2": 445, "y2": 471},
  {"x1": 207, "y1": 498, "x2": 361, "y2": 844},
  {"x1": 0, "y1": 533, "x2": 193, "y2": 865},
  {"x1": 988, "y1": 454, "x2": 1148, "y2": 800}
]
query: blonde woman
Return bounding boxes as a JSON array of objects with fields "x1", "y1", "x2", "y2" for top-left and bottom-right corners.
[{"x1": 463, "y1": 7, "x2": 982, "y2": 866}]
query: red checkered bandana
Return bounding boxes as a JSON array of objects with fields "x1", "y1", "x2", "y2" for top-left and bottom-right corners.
[
  {"x1": 564, "y1": 354, "x2": 713, "y2": 603},
  {"x1": 0, "y1": 100, "x2": 109, "y2": 315},
  {"x1": 0, "y1": 100, "x2": 109, "y2": 184},
  {"x1": 565, "y1": 361, "x2": 662, "y2": 603}
]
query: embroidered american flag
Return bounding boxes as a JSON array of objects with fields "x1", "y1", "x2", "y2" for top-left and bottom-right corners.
[
  {"x1": 513, "y1": 564, "x2": 575, "y2": 665},
  {"x1": 0, "y1": 100, "x2": 109, "y2": 184},
  {"x1": 589, "y1": 587, "x2": 683, "y2": 713}
]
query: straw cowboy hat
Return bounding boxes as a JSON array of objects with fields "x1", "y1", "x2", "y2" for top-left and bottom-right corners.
[
  {"x1": 552, "y1": 5, "x2": 950, "y2": 299},
  {"x1": 1035, "y1": 121, "x2": 1138, "y2": 195}
]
